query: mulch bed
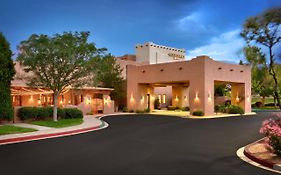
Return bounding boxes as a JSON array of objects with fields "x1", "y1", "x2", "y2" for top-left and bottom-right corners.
[{"x1": 244, "y1": 138, "x2": 281, "y2": 169}]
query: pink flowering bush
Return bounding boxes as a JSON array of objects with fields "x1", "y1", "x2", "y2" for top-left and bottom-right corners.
[{"x1": 260, "y1": 113, "x2": 281, "y2": 155}]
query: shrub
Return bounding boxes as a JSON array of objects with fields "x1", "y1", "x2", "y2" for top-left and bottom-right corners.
[
  {"x1": 260, "y1": 115, "x2": 281, "y2": 155},
  {"x1": 255, "y1": 101, "x2": 263, "y2": 108},
  {"x1": 47, "y1": 107, "x2": 66, "y2": 119},
  {"x1": 214, "y1": 85, "x2": 225, "y2": 96},
  {"x1": 251, "y1": 104, "x2": 257, "y2": 108},
  {"x1": 144, "y1": 108, "x2": 150, "y2": 113},
  {"x1": 136, "y1": 110, "x2": 145, "y2": 113},
  {"x1": 64, "y1": 108, "x2": 83, "y2": 119},
  {"x1": 167, "y1": 106, "x2": 176, "y2": 111},
  {"x1": 18, "y1": 107, "x2": 40, "y2": 120},
  {"x1": 224, "y1": 100, "x2": 231, "y2": 106},
  {"x1": 192, "y1": 110, "x2": 204, "y2": 116},
  {"x1": 37, "y1": 107, "x2": 52, "y2": 120},
  {"x1": 228, "y1": 105, "x2": 244, "y2": 114},
  {"x1": 122, "y1": 107, "x2": 128, "y2": 112},
  {"x1": 18, "y1": 107, "x2": 82, "y2": 120},
  {"x1": 264, "y1": 103, "x2": 275, "y2": 107},
  {"x1": 214, "y1": 105, "x2": 220, "y2": 114},
  {"x1": 128, "y1": 109, "x2": 134, "y2": 113},
  {"x1": 182, "y1": 106, "x2": 190, "y2": 111},
  {"x1": 86, "y1": 112, "x2": 93, "y2": 115}
]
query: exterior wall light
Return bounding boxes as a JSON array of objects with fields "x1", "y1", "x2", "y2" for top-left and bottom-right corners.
[
  {"x1": 208, "y1": 92, "x2": 212, "y2": 102},
  {"x1": 38, "y1": 99, "x2": 41, "y2": 105},
  {"x1": 130, "y1": 94, "x2": 134, "y2": 102},
  {"x1": 247, "y1": 94, "x2": 250, "y2": 102},
  {"x1": 140, "y1": 95, "x2": 144, "y2": 102},
  {"x1": 236, "y1": 94, "x2": 240, "y2": 102},
  {"x1": 87, "y1": 97, "x2": 91, "y2": 105},
  {"x1": 104, "y1": 96, "x2": 111, "y2": 104},
  {"x1": 175, "y1": 95, "x2": 179, "y2": 102},
  {"x1": 194, "y1": 92, "x2": 199, "y2": 102},
  {"x1": 29, "y1": 95, "x2": 33, "y2": 102},
  {"x1": 184, "y1": 96, "x2": 187, "y2": 101}
]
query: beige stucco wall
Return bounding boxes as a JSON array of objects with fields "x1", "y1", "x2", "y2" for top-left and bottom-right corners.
[
  {"x1": 127, "y1": 56, "x2": 251, "y2": 115},
  {"x1": 135, "y1": 42, "x2": 185, "y2": 64}
]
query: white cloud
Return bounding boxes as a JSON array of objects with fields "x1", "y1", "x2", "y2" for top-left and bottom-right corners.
[
  {"x1": 175, "y1": 12, "x2": 217, "y2": 34},
  {"x1": 186, "y1": 29, "x2": 245, "y2": 63}
]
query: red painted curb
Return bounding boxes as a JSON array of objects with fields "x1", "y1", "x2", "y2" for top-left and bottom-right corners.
[
  {"x1": 243, "y1": 139, "x2": 274, "y2": 169},
  {"x1": 0, "y1": 123, "x2": 104, "y2": 145}
]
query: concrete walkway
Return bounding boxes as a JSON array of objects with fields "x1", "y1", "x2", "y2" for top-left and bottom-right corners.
[
  {"x1": 0, "y1": 115, "x2": 106, "y2": 145},
  {"x1": 10, "y1": 123, "x2": 52, "y2": 131}
]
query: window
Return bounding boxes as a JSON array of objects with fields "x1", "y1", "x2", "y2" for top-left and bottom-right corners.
[
  {"x1": 162, "y1": 94, "x2": 166, "y2": 104},
  {"x1": 13, "y1": 95, "x2": 22, "y2": 106},
  {"x1": 158, "y1": 94, "x2": 161, "y2": 103}
]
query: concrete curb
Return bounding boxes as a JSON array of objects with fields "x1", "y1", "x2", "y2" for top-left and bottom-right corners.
[
  {"x1": 243, "y1": 138, "x2": 281, "y2": 172},
  {"x1": 0, "y1": 121, "x2": 108, "y2": 146}
]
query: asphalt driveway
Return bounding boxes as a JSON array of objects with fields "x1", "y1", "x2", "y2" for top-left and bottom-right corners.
[{"x1": 0, "y1": 112, "x2": 278, "y2": 175}]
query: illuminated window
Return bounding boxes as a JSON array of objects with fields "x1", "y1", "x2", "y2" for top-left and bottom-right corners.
[
  {"x1": 162, "y1": 94, "x2": 166, "y2": 104},
  {"x1": 13, "y1": 95, "x2": 22, "y2": 106}
]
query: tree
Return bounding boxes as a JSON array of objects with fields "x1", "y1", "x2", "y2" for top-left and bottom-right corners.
[
  {"x1": 243, "y1": 45, "x2": 275, "y2": 105},
  {"x1": 243, "y1": 46, "x2": 267, "y2": 92},
  {"x1": 91, "y1": 54, "x2": 125, "y2": 108},
  {"x1": 241, "y1": 7, "x2": 281, "y2": 109},
  {"x1": 17, "y1": 31, "x2": 103, "y2": 121},
  {"x1": 0, "y1": 32, "x2": 16, "y2": 121}
]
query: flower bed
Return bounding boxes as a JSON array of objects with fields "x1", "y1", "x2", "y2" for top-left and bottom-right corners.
[{"x1": 260, "y1": 112, "x2": 281, "y2": 156}]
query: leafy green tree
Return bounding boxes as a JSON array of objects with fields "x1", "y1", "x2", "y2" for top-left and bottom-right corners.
[
  {"x1": 17, "y1": 31, "x2": 102, "y2": 121},
  {"x1": 243, "y1": 46, "x2": 267, "y2": 93},
  {"x1": 243, "y1": 46, "x2": 274, "y2": 105},
  {"x1": 214, "y1": 84, "x2": 226, "y2": 97},
  {"x1": 241, "y1": 7, "x2": 281, "y2": 109},
  {"x1": 0, "y1": 32, "x2": 16, "y2": 121},
  {"x1": 91, "y1": 54, "x2": 125, "y2": 108}
]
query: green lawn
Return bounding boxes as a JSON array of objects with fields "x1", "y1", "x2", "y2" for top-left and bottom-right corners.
[
  {"x1": 252, "y1": 96, "x2": 274, "y2": 104},
  {"x1": 253, "y1": 106, "x2": 280, "y2": 110},
  {"x1": 31, "y1": 118, "x2": 83, "y2": 128},
  {"x1": 0, "y1": 125, "x2": 37, "y2": 135}
]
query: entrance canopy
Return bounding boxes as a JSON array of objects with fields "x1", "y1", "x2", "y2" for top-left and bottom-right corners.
[{"x1": 127, "y1": 56, "x2": 251, "y2": 116}]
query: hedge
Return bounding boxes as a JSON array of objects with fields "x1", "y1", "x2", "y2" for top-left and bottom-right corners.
[
  {"x1": 18, "y1": 107, "x2": 83, "y2": 120},
  {"x1": 228, "y1": 105, "x2": 244, "y2": 114},
  {"x1": 64, "y1": 108, "x2": 83, "y2": 119},
  {"x1": 192, "y1": 110, "x2": 204, "y2": 116}
]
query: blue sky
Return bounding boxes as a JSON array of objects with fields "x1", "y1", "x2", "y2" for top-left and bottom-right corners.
[{"x1": 1, "y1": 0, "x2": 281, "y2": 62}]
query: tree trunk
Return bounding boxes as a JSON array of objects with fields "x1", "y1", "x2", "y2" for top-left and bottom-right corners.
[
  {"x1": 268, "y1": 46, "x2": 281, "y2": 109},
  {"x1": 53, "y1": 91, "x2": 59, "y2": 122},
  {"x1": 262, "y1": 96, "x2": 265, "y2": 107}
]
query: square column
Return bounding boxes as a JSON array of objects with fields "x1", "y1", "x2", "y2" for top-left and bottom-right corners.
[
  {"x1": 231, "y1": 83, "x2": 251, "y2": 113},
  {"x1": 189, "y1": 80, "x2": 214, "y2": 116},
  {"x1": 172, "y1": 86, "x2": 183, "y2": 107}
]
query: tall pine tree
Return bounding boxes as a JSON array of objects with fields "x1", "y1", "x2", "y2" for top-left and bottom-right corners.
[{"x1": 0, "y1": 33, "x2": 16, "y2": 121}]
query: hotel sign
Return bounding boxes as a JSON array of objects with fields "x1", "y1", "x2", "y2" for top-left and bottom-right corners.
[{"x1": 168, "y1": 53, "x2": 185, "y2": 59}]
